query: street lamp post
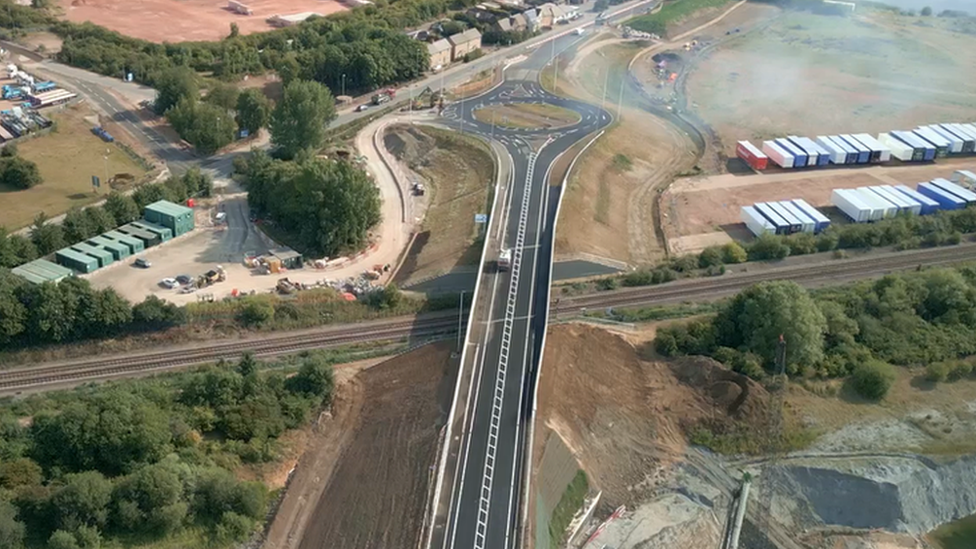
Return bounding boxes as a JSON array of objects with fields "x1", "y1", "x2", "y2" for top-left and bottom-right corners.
[
  {"x1": 456, "y1": 290, "x2": 465, "y2": 353},
  {"x1": 341, "y1": 74, "x2": 346, "y2": 97}
]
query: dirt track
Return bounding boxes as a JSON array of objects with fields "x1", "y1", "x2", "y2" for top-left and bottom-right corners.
[{"x1": 294, "y1": 342, "x2": 456, "y2": 549}]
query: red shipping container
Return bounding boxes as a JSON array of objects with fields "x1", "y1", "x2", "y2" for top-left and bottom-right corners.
[{"x1": 736, "y1": 140, "x2": 769, "y2": 170}]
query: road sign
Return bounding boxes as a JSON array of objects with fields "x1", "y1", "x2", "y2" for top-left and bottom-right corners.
[
  {"x1": 91, "y1": 175, "x2": 100, "y2": 188},
  {"x1": 474, "y1": 213, "x2": 488, "y2": 224}
]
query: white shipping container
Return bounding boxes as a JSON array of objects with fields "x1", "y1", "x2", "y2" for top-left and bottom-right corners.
[
  {"x1": 776, "y1": 138, "x2": 808, "y2": 167},
  {"x1": 778, "y1": 201, "x2": 816, "y2": 233},
  {"x1": 856, "y1": 187, "x2": 896, "y2": 218},
  {"x1": 877, "y1": 133, "x2": 914, "y2": 161},
  {"x1": 931, "y1": 178, "x2": 976, "y2": 203},
  {"x1": 925, "y1": 125, "x2": 964, "y2": 153},
  {"x1": 741, "y1": 206, "x2": 775, "y2": 237},
  {"x1": 894, "y1": 185, "x2": 940, "y2": 214},
  {"x1": 791, "y1": 199, "x2": 831, "y2": 230},
  {"x1": 851, "y1": 133, "x2": 892, "y2": 162},
  {"x1": 870, "y1": 186, "x2": 918, "y2": 215},
  {"x1": 767, "y1": 201, "x2": 803, "y2": 233},
  {"x1": 815, "y1": 136, "x2": 847, "y2": 164},
  {"x1": 948, "y1": 123, "x2": 976, "y2": 143},
  {"x1": 761, "y1": 141, "x2": 794, "y2": 168},
  {"x1": 831, "y1": 189, "x2": 872, "y2": 222},
  {"x1": 952, "y1": 170, "x2": 976, "y2": 188}
]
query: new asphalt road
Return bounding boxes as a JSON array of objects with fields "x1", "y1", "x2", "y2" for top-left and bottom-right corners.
[{"x1": 441, "y1": 33, "x2": 610, "y2": 549}]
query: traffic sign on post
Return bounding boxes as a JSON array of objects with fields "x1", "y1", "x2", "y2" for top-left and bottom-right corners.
[{"x1": 474, "y1": 213, "x2": 488, "y2": 224}]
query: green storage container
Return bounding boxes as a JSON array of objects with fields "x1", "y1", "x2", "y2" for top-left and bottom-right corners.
[
  {"x1": 118, "y1": 224, "x2": 160, "y2": 247},
  {"x1": 12, "y1": 259, "x2": 74, "y2": 284},
  {"x1": 103, "y1": 231, "x2": 145, "y2": 253},
  {"x1": 88, "y1": 236, "x2": 131, "y2": 260},
  {"x1": 132, "y1": 220, "x2": 173, "y2": 242},
  {"x1": 143, "y1": 199, "x2": 195, "y2": 237},
  {"x1": 55, "y1": 248, "x2": 99, "y2": 274},
  {"x1": 71, "y1": 243, "x2": 114, "y2": 268}
]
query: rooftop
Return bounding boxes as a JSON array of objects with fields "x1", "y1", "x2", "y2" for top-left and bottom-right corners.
[
  {"x1": 448, "y1": 28, "x2": 482, "y2": 46},
  {"x1": 429, "y1": 38, "x2": 451, "y2": 54},
  {"x1": 145, "y1": 199, "x2": 193, "y2": 217}
]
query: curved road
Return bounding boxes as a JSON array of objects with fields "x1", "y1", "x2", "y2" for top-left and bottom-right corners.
[{"x1": 437, "y1": 33, "x2": 610, "y2": 549}]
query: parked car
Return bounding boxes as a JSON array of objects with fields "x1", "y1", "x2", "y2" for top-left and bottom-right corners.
[
  {"x1": 214, "y1": 212, "x2": 227, "y2": 224},
  {"x1": 176, "y1": 274, "x2": 193, "y2": 285},
  {"x1": 355, "y1": 104, "x2": 370, "y2": 112},
  {"x1": 160, "y1": 278, "x2": 178, "y2": 289},
  {"x1": 134, "y1": 258, "x2": 151, "y2": 268}
]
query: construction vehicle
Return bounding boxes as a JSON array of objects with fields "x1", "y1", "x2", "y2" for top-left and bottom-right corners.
[
  {"x1": 411, "y1": 182, "x2": 426, "y2": 196},
  {"x1": 276, "y1": 277, "x2": 297, "y2": 294},
  {"x1": 198, "y1": 265, "x2": 226, "y2": 287},
  {"x1": 371, "y1": 88, "x2": 396, "y2": 105},
  {"x1": 497, "y1": 248, "x2": 511, "y2": 271}
]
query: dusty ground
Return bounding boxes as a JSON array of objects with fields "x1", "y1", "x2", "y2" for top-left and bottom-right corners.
[
  {"x1": 385, "y1": 123, "x2": 494, "y2": 285},
  {"x1": 661, "y1": 157, "x2": 976, "y2": 254},
  {"x1": 288, "y1": 342, "x2": 455, "y2": 549},
  {"x1": 6, "y1": 100, "x2": 148, "y2": 229},
  {"x1": 683, "y1": 8, "x2": 976, "y2": 160},
  {"x1": 472, "y1": 102, "x2": 581, "y2": 129},
  {"x1": 56, "y1": 0, "x2": 347, "y2": 43}
]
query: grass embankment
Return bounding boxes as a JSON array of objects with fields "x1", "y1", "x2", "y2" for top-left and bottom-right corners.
[
  {"x1": 4, "y1": 103, "x2": 147, "y2": 229},
  {"x1": 930, "y1": 513, "x2": 976, "y2": 549},
  {"x1": 628, "y1": 0, "x2": 732, "y2": 36},
  {"x1": 472, "y1": 103, "x2": 581, "y2": 130},
  {"x1": 547, "y1": 470, "x2": 589, "y2": 549}
]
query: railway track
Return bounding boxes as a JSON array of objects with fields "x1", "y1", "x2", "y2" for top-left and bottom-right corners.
[
  {"x1": 555, "y1": 243, "x2": 976, "y2": 313},
  {"x1": 6, "y1": 244, "x2": 976, "y2": 394}
]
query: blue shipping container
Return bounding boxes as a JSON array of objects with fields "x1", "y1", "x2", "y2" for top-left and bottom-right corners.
[
  {"x1": 931, "y1": 178, "x2": 976, "y2": 204},
  {"x1": 917, "y1": 182, "x2": 965, "y2": 210},
  {"x1": 839, "y1": 134, "x2": 870, "y2": 164},
  {"x1": 754, "y1": 202, "x2": 791, "y2": 234},
  {"x1": 791, "y1": 199, "x2": 831, "y2": 233},
  {"x1": 894, "y1": 185, "x2": 939, "y2": 215},
  {"x1": 776, "y1": 138, "x2": 808, "y2": 167}
]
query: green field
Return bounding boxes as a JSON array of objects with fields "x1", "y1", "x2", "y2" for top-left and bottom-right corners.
[
  {"x1": 931, "y1": 513, "x2": 976, "y2": 549},
  {"x1": 628, "y1": 0, "x2": 731, "y2": 36},
  {"x1": 547, "y1": 470, "x2": 588, "y2": 548}
]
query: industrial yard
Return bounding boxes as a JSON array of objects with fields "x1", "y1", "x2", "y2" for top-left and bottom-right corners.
[{"x1": 56, "y1": 0, "x2": 347, "y2": 42}]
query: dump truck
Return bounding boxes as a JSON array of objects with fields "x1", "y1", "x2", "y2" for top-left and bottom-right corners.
[{"x1": 371, "y1": 88, "x2": 395, "y2": 105}]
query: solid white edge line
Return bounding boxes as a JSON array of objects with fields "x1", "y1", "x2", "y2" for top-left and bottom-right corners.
[
  {"x1": 428, "y1": 138, "x2": 509, "y2": 549},
  {"x1": 447, "y1": 341, "x2": 483, "y2": 549}
]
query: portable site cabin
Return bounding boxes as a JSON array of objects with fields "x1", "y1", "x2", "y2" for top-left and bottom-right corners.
[
  {"x1": 117, "y1": 224, "x2": 161, "y2": 248},
  {"x1": 11, "y1": 258, "x2": 74, "y2": 284},
  {"x1": 891, "y1": 131, "x2": 935, "y2": 161},
  {"x1": 950, "y1": 123, "x2": 976, "y2": 147},
  {"x1": 917, "y1": 182, "x2": 966, "y2": 210},
  {"x1": 131, "y1": 220, "x2": 173, "y2": 242},
  {"x1": 775, "y1": 138, "x2": 808, "y2": 167},
  {"x1": 831, "y1": 189, "x2": 873, "y2": 223},
  {"x1": 103, "y1": 230, "x2": 145, "y2": 254},
  {"x1": 736, "y1": 140, "x2": 768, "y2": 170},
  {"x1": 778, "y1": 200, "x2": 816, "y2": 233},
  {"x1": 71, "y1": 242, "x2": 113, "y2": 268},
  {"x1": 741, "y1": 206, "x2": 775, "y2": 237},
  {"x1": 754, "y1": 202, "x2": 791, "y2": 234},
  {"x1": 815, "y1": 136, "x2": 847, "y2": 165},
  {"x1": 88, "y1": 236, "x2": 130, "y2": 261},
  {"x1": 838, "y1": 134, "x2": 870, "y2": 164},
  {"x1": 855, "y1": 187, "x2": 896, "y2": 219},
  {"x1": 894, "y1": 185, "x2": 940, "y2": 215},
  {"x1": 791, "y1": 199, "x2": 831, "y2": 233},
  {"x1": 766, "y1": 202, "x2": 803, "y2": 234},
  {"x1": 869, "y1": 186, "x2": 920, "y2": 215},
  {"x1": 941, "y1": 124, "x2": 976, "y2": 153},
  {"x1": 851, "y1": 134, "x2": 891, "y2": 163},
  {"x1": 761, "y1": 141, "x2": 794, "y2": 169},
  {"x1": 55, "y1": 248, "x2": 99, "y2": 273},
  {"x1": 143, "y1": 200, "x2": 195, "y2": 237},
  {"x1": 925, "y1": 125, "x2": 964, "y2": 154},
  {"x1": 931, "y1": 178, "x2": 976, "y2": 205},
  {"x1": 913, "y1": 127, "x2": 951, "y2": 158},
  {"x1": 789, "y1": 136, "x2": 830, "y2": 167},
  {"x1": 877, "y1": 133, "x2": 914, "y2": 162},
  {"x1": 829, "y1": 135, "x2": 860, "y2": 164}
]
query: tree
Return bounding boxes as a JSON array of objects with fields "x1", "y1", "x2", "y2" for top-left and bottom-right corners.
[
  {"x1": 85, "y1": 206, "x2": 117, "y2": 235},
  {"x1": 270, "y1": 80, "x2": 336, "y2": 158},
  {"x1": 228, "y1": 22, "x2": 240, "y2": 39},
  {"x1": 0, "y1": 230, "x2": 37, "y2": 268},
  {"x1": 0, "y1": 457, "x2": 42, "y2": 489},
  {"x1": 236, "y1": 88, "x2": 272, "y2": 135},
  {"x1": 713, "y1": 281, "x2": 827, "y2": 372},
  {"x1": 181, "y1": 166, "x2": 213, "y2": 198},
  {"x1": 1, "y1": 143, "x2": 16, "y2": 157},
  {"x1": 62, "y1": 207, "x2": 96, "y2": 243},
  {"x1": 0, "y1": 273, "x2": 27, "y2": 344},
  {"x1": 205, "y1": 82, "x2": 240, "y2": 111},
  {"x1": 747, "y1": 234, "x2": 790, "y2": 261},
  {"x1": 698, "y1": 246, "x2": 723, "y2": 268},
  {"x1": 52, "y1": 471, "x2": 113, "y2": 530},
  {"x1": 0, "y1": 501, "x2": 25, "y2": 549},
  {"x1": 238, "y1": 299, "x2": 274, "y2": 327},
  {"x1": 132, "y1": 295, "x2": 186, "y2": 328},
  {"x1": 920, "y1": 6, "x2": 932, "y2": 16},
  {"x1": 285, "y1": 355, "x2": 334, "y2": 400},
  {"x1": 47, "y1": 530, "x2": 80, "y2": 549},
  {"x1": 103, "y1": 192, "x2": 140, "y2": 225},
  {"x1": 153, "y1": 67, "x2": 198, "y2": 115},
  {"x1": 0, "y1": 156, "x2": 42, "y2": 189},
  {"x1": 851, "y1": 360, "x2": 896, "y2": 400},
  {"x1": 167, "y1": 99, "x2": 237, "y2": 155},
  {"x1": 30, "y1": 213, "x2": 65, "y2": 255},
  {"x1": 721, "y1": 242, "x2": 747, "y2": 264},
  {"x1": 275, "y1": 53, "x2": 301, "y2": 86},
  {"x1": 216, "y1": 511, "x2": 253, "y2": 543}
]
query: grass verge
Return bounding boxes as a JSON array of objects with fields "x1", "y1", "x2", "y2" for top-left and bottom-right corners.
[
  {"x1": 547, "y1": 469, "x2": 589, "y2": 548},
  {"x1": 627, "y1": 0, "x2": 732, "y2": 36},
  {"x1": 472, "y1": 103, "x2": 581, "y2": 129}
]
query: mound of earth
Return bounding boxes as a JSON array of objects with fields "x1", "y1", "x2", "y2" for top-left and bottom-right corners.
[{"x1": 535, "y1": 324, "x2": 770, "y2": 508}]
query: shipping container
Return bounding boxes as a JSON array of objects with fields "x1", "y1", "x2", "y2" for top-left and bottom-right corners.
[
  {"x1": 959, "y1": 123, "x2": 976, "y2": 139},
  {"x1": 117, "y1": 224, "x2": 161, "y2": 247},
  {"x1": 736, "y1": 140, "x2": 768, "y2": 170},
  {"x1": 11, "y1": 259, "x2": 74, "y2": 284},
  {"x1": 891, "y1": 131, "x2": 933, "y2": 161},
  {"x1": 789, "y1": 136, "x2": 830, "y2": 166},
  {"x1": 55, "y1": 248, "x2": 99, "y2": 274},
  {"x1": 778, "y1": 200, "x2": 816, "y2": 233},
  {"x1": 143, "y1": 199, "x2": 195, "y2": 237},
  {"x1": 791, "y1": 199, "x2": 831, "y2": 233},
  {"x1": 854, "y1": 187, "x2": 895, "y2": 219},
  {"x1": 775, "y1": 138, "x2": 808, "y2": 167},
  {"x1": 868, "y1": 186, "x2": 919, "y2": 215},
  {"x1": 131, "y1": 220, "x2": 173, "y2": 242},
  {"x1": 942, "y1": 124, "x2": 976, "y2": 153},
  {"x1": 850, "y1": 133, "x2": 890, "y2": 162},
  {"x1": 754, "y1": 202, "x2": 791, "y2": 234},
  {"x1": 815, "y1": 136, "x2": 847, "y2": 164},
  {"x1": 761, "y1": 140, "x2": 794, "y2": 169},
  {"x1": 925, "y1": 125, "x2": 964, "y2": 154},
  {"x1": 829, "y1": 135, "x2": 860, "y2": 164},
  {"x1": 103, "y1": 230, "x2": 145, "y2": 253},
  {"x1": 838, "y1": 134, "x2": 871, "y2": 164},
  {"x1": 88, "y1": 236, "x2": 130, "y2": 260},
  {"x1": 765, "y1": 201, "x2": 803, "y2": 234},
  {"x1": 951, "y1": 170, "x2": 976, "y2": 188},
  {"x1": 71, "y1": 242, "x2": 113, "y2": 268},
  {"x1": 831, "y1": 188, "x2": 873, "y2": 222},
  {"x1": 894, "y1": 185, "x2": 940, "y2": 215},
  {"x1": 917, "y1": 182, "x2": 966, "y2": 210},
  {"x1": 913, "y1": 127, "x2": 950, "y2": 158},
  {"x1": 952, "y1": 123, "x2": 976, "y2": 145},
  {"x1": 930, "y1": 178, "x2": 976, "y2": 204},
  {"x1": 741, "y1": 206, "x2": 775, "y2": 237},
  {"x1": 877, "y1": 133, "x2": 914, "y2": 161}
]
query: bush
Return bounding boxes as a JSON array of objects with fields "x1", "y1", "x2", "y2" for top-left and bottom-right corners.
[
  {"x1": 747, "y1": 234, "x2": 790, "y2": 261},
  {"x1": 596, "y1": 277, "x2": 618, "y2": 291},
  {"x1": 238, "y1": 300, "x2": 275, "y2": 327},
  {"x1": 721, "y1": 242, "x2": 747, "y2": 264},
  {"x1": 698, "y1": 247, "x2": 724, "y2": 268},
  {"x1": 850, "y1": 360, "x2": 896, "y2": 400},
  {"x1": 622, "y1": 270, "x2": 654, "y2": 287},
  {"x1": 925, "y1": 361, "x2": 949, "y2": 382}
]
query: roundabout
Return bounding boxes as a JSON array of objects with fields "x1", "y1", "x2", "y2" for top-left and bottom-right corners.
[{"x1": 471, "y1": 102, "x2": 582, "y2": 130}]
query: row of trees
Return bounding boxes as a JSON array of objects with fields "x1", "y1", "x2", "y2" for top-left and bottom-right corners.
[
  {"x1": 0, "y1": 353, "x2": 335, "y2": 548},
  {"x1": 657, "y1": 266, "x2": 976, "y2": 398},
  {"x1": 237, "y1": 147, "x2": 380, "y2": 257},
  {"x1": 0, "y1": 168, "x2": 211, "y2": 268}
]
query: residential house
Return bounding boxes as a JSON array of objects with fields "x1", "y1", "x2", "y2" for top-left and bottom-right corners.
[
  {"x1": 428, "y1": 38, "x2": 452, "y2": 70},
  {"x1": 447, "y1": 28, "x2": 482, "y2": 61},
  {"x1": 536, "y1": 2, "x2": 573, "y2": 27},
  {"x1": 522, "y1": 9, "x2": 540, "y2": 31},
  {"x1": 494, "y1": 17, "x2": 513, "y2": 32},
  {"x1": 510, "y1": 12, "x2": 528, "y2": 30}
]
